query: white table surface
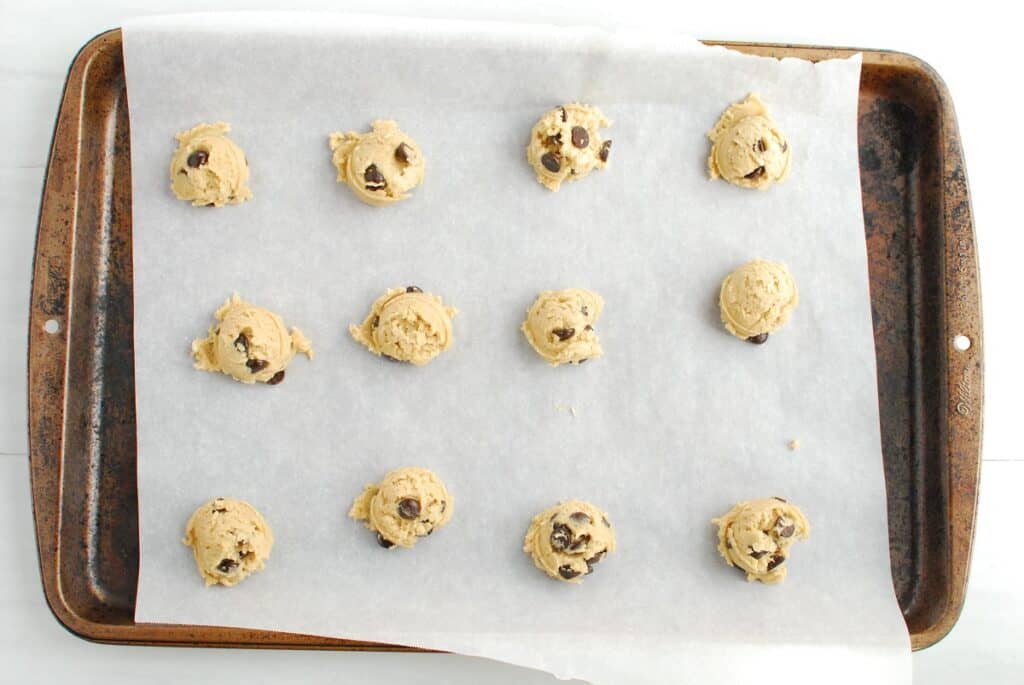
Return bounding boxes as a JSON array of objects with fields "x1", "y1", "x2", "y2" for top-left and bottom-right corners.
[{"x1": 2, "y1": 1, "x2": 1021, "y2": 683}]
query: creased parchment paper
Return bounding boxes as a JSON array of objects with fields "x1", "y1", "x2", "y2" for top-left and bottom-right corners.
[{"x1": 125, "y1": 13, "x2": 910, "y2": 684}]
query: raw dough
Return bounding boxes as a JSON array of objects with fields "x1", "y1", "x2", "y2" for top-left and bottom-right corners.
[
  {"x1": 329, "y1": 120, "x2": 425, "y2": 207},
  {"x1": 191, "y1": 294, "x2": 312, "y2": 385},
  {"x1": 348, "y1": 467, "x2": 453, "y2": 549},
  {"x1": 183, "y1": 497, "x2": 273, "y2": 587},
  {"x1": 719, "y1": 259, "x2": 799, "y2": 343},
  {"x1": 707, "y1": 94, "x2": 791, "y2": 190},
  {"x1": 712, "y1": 497, "x2": 810, "y2": 584},
  {"x1": 526, "y1": 104, "x2": 612, "y2": 191},
  {"x1": 169, "y1": 122, "x2": 253, "y2": 207},
  {"x1": 522, "y1": 288, "x2": 603, "y2": 366},
  {"x1": 349, "y1": 286, "x2": 457, "y2": 366},
  {"x1": 523, "y1": 500, "x2": 615, "y2": 583}
]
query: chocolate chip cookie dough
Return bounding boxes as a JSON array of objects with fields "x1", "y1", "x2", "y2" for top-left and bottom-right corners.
[
  {"x1": 349, "y1": 286, "x2": 457, "y2": 365},
  {"x1": 191, "y1": 294, "x2": 312, "y2": 385},
  {"x1": 712, "y1": 497, "x2": 810, "y2": 584},
  {"x1": 707, "y1": 94, "x2": 791, "y2": 190},
  {"x1": 329, "y1": 120, "x2": 425, "y2": 207},
  {"x1": 522, "y1": 288, "x2": 603, "y2": 366},
  {"x1": 183, "y1": 497, "x2": 273, "y2": 587},
  {"x1": 524, "y1": 500, "x2": 615, "y2": 583},
  {"x1": 719, "y1": 260, "x2": 799, "y2": 343},
  {"x1": 527, "y1": 104, "x2": 612, "y2": 191},
  {"x1": 348, "y1": 467, "x2": 453, "y2": 549},
  {"x1": 169, "y1": 122, "x2": 253, "y2": 207}
]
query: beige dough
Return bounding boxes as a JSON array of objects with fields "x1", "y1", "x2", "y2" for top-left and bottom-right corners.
[
  {"x1": 329, "y1": 120, "x2": 425, "y2": 207},
  {"x1": 526, "y1": 104, "x2": 612, "y2": 191},
  {"x1": 349, "y1": 467, "x2": 453, "y2": 549},
  {"x1": 707, "y1": 94, "x2": 791, "y2": 190},
  {"x1": 191, "y1": 294, "x2": 312, "y2": 385},
  {"x1": 712, "y1": 497, "x2": 810, "y2": 584},
  {"x1": 719, "y1": 259, "x2": 799, "y2": 343},
  {"x1": 349, "y1": 286, "x2": 457, "y2": 365},
  {"x1": 183, "y1": 497, "x2": 273, "y2": 587},
  {"x1": 169, "y1": 122, "x2": 253, "y2": 207},
  {"x1": 522, "y1": 288, "x2": 603, "y2": 366},
  {"x1": 524, "y1": 500, "x2": 615, "y2": 583}
]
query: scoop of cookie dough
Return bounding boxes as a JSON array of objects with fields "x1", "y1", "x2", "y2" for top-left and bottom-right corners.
[
  {"x1": 522, "y1": 288, "x2": 603, "y2": 366},
  {"x1": 712, "y1": 497, "x2": 810, "y2": 584},
  {"x1": 719, "y1": 259, "x2": 799, "y2": 343},
  {"x1": 183, "y1": 497, "x2": 273, "y2": 587},
  {"x1": 349, "y1": 286, "x2": 457, "y2": 366},
  {"x1": 329, "y1": 120, "x2": 425, "y2": 207},
  {"x1": 707, "y1": 94, "x2": 790, "y2": 190},
  {"x1": 169, "y1": 122, "x2": 253, "y2": 207},
  {"x1": 524, "y1": 500, "x2": 615, "y2": 583},
  {"x1": 191, "y1": 294, "x2": 312, "y2": 385},
  {"x1": 348, "y1": 467, "x2": 453, "y2": 549},
  {"x1": 527, "y1": 104, "x2": 612, "y2": 192}
]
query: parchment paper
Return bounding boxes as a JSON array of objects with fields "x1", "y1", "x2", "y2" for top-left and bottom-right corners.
[{"x1": 125, "y1": 13, "x2": 910, "y2": 684}]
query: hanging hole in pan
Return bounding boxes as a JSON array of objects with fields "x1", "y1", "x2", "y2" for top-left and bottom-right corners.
[
  {"x1": 43, "y1": 319, "x2": 60, "y2": 335},
  {"x1": 953, "y1": 334, "x2": 971, "y2": 352}
]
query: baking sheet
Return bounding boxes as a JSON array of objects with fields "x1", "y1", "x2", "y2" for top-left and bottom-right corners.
[{"x1": 125, "y1": 13, "x2": 910, "y2": 684}]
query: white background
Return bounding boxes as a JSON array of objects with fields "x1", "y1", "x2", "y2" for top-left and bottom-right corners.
[{"x1": 1, "y1": 1, "x2": 1021, "y2": 683}]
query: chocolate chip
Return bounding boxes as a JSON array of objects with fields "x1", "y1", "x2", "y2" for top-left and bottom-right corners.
[
  {"x1": 213, "y1": 507, "x2": 227, "y2": 514},
  {"x1": 558, "y1": 564, "x2": 581, "y2": 580},
  {"x1": 746, "y1": 333, "x2": 769, "y2": 344},
  {"x1": 560, "y1": 107, "x2": 568, "y2": 122},
  {"x1": 395, "y1": 142, "x2": 415, "y2": 165},
  {"x1": 569, "y1": 511, "x2": 593, "y2": 525},
  {"x1": 382, "y1": 354, "x2": 402, "y2": 363},
  {"x1": 749, "y1": 549, "x2": 768, "y2": 560},
  {"x1": 780, "y1": 524, "x2": 796, "y2": 538},
  {"x1": 576, "y1": 358, "x2": 587, "y2": 364},
  {"x1": 552, "y1": 327, "x2": 575, "y2": 341},
  {"x1": 187, "y1": 150, "x2": 209, "y2": 168},
  {"x1": 440, "y1": 501, "x2": 447, "y2": 513},
  {"x1": 756, "y1": 138, "x2": 767, "y2": 152},
  {"x1": 406, "y1": 286, "x2": 423, "y2": 293},
  {"x1": 234, "y1": 332, "x2": 249, "y2": 353},
  {"x1": 364, "y1": 164, "x2": 387, "y2": 190},
  {"x1": 372, "y1": 315, "x2": 380, "y2": 328},
  {"x1": 545, "y1": 132, "x2": 562, "y2": 148},
  {"x1": 744, "y1": 166, "x2": 766, "y2": 180},
  {"x1": 599, "y1": 140, "x2": 612, "y2": 162},
  {"x1": 773, "y1": 497, "x2": 788, "y2": 503},
  {"x1": 266, "y1": 370, "x2": 285, "y2": 385},
  {"x1": 541, "y1": 152, "x2": 561, "y2": 173},
  {"x1": 398, "y1": 498, "x2": 421, "y2": 520},
  {"x1": 782, "y1": 141, "x2": 789, "y2": 152},
  {"x1": 767, "y1": 554, "x2": 786, "y2": 571},
  {"x1": 584, "y1": 325, "x2": 593, "y2": 331},
  {"x1": 585, "y1": 551, "x2": 605, "y2": 567},
  {"x1": 376, "y1": 533, "x2": 394, "y2": 549},
  {"x1": 580, "y1": 305, "x2": 589, "y2": 316},
  {"x1": 571, "y1": 126, "x2": 589, "y2": 148},
  {"x1": 239, "y1": 550, "x2": 254, "y2": 559},
  {"x1": 246, "y1": 358, "x2": 268, "y2": 373},
  {"x1": 216, "y1": 558, "x2": 238, "y2": 573},
  {"x1": 568, "y1": 534, "x2": 591, "y2": 552},
  {"x1": 550, "y1": 523, "x2": 572, "y2": 551},
  {"x1": 602, "y1": 516, "x2": 611, "y2": 528}
]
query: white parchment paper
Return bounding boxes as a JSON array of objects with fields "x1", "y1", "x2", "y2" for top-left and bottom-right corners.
[{"x1": 125, "y1": 13, "x2": 910, "y2": 684}]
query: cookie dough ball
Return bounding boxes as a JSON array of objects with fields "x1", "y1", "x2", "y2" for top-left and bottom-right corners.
[
  {"x1": 329, "y1": 120, "x2": 425, "y2": 207},
  {"x1": 169, "y1": 122, "x2": 253, "y2": 207},
  {"x1": 707, "y1": 94, "x2": 791, "y2": 190},
  {"x1": 527, "y1": 104, "x2": 612, "y2": 192},
  {"x1": 349, "y1": 286, "x2": 457, "y2": 366},
  {"x1": 712, "y1": 497, "x2": 810, "y2": 584},
  {"x1": 719, "y1": 260, "x2": 799, "y2": 343},
  {"x1": 522, "y1": 288, "x2": 603, "y2": 366},
  {"x1": 348, "y1": 467, "x2": 453, "y2": 549},
  {"x1": 524, "y1": 500, "x2": 615, "y2": 583},
  {"x1": 191, "y1": 294, "x2": 313, "y2": 385},
  {"x1": 183, "y1": 497, "x2": 273, "y2": 587}
]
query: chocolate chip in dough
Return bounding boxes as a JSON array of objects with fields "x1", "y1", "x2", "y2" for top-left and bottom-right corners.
[
  {"x1": 756, "y1": 138, "x2": 768, "y2": 152},
  {"x1": 376, "y1": 533, "x2": 395, "y2": 549},
  {"x1": 746, "y1": 333, "x2": 769, "y2": 345},
  {"x1": 406, "y1": 286, "x2": 423, "y2": 293},
  {"x1": 744, "y1": 166, "x2": 766, "y2": 180},
  {"x1": 234, "y1": 332, "x2": 249, "y2": 353},
  {"x1": 398, "y1": 498, "x2": 421, "y2": 520},
  {"x1": 571, "y1": 126, "x2": 589, "y2": 149},
  {"x1": 216, "y1": 558, "x2": 238, "y2": 573},
  {"x1": 246, "y1": 358, "x2": 268, "y2": 373},
  {"x1": 266, "y1": 370, "x2": 285, "y2": 385},
  {"x1": 748, "y1": 549, "x2": 768, "y2": 560},
  {"x1": 550, "y1": 523, "x2": 572, "y2": 551},
  {"x1": 364, "y1": 164, "x2": 387, "y2": 191},
  {"x1": 558, "y1": 564, "x2": 581, "y2": 580},
  {"x1": 560, "y1": 107, "x2": 568, "y2": 123},
  {"x1": 541, "y1": 152, "x2": 562, "y2": 173},
  {"x1": 552, "y1": 327, "x2": 575, "y2": 341},
  {"x1": 767, "y1": 554, "x2": 786, "y2": 571},
  {"x1": 187, "y1": 150, "x2": 209, "y2": 168},
  {"x1": 394, "y1": 142, "x2": 415, "y2": 165},
  {"x1": 569, "y1": 511, "x2": 593, "y2": 525},
  {"x1": 599, "y1": 140, "x2": 612, "y2": 162},
  {"x1": 568, "y1": 534, "x2": 591, "y2": 552}
]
